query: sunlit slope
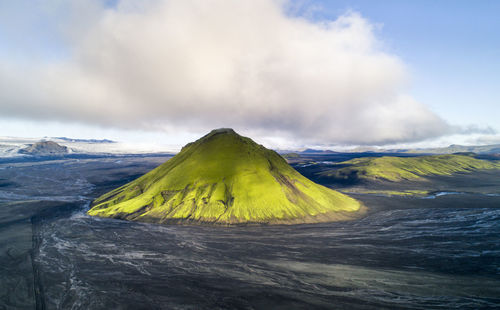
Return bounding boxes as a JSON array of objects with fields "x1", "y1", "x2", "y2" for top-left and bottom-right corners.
[
  {"x1": 88, "y1": 129, "x2": 362, "y2": 224},
  {"x1": 321, "y1": 154, "x2": 500, "y2": 182}
]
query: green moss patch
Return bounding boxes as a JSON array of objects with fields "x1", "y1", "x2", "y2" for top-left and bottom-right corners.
[
  {"x1": 88, "y1": 129, "x2": 362, "y2": 225},
  {"x1": 320, "y1": 154, "x2": 500, "y2": 182}
]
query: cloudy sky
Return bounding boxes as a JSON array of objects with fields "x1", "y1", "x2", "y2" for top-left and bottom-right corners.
[{"x1": 1, "y1": 0, "x2": 499, "y2": 149}]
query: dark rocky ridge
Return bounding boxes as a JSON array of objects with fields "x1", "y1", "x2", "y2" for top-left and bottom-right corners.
[{"x1": 19, "y1": 141, "x2": 69, "y2": 156}]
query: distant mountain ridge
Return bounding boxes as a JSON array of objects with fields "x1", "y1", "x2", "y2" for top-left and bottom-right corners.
[
  {"x1": 299, "y1": 148, "x2": 338, "y2": 154},
  {"x1": 405, "y1": 144, "x2": 500, "y2": 155},
  {"x1": 51, "y1": 137, "x2": 115, "y2": 143},
  {"x1": 279, "y1": 144, "x2": 500, "y2": 155},
  {"x1": 0, "y1": 136, "x2": 177, "y2": 158}
]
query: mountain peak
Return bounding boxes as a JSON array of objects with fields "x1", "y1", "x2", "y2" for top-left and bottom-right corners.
[
  {"x1": 209, "y1": 128, "x2": 236, "y2": 135},
  {"x1": 199, "y1": 128, "x2": 239, "y2": 142},
  {"x1": 201, "y1": 128, "x2": 239, "y2": 141},
  {"x1": 181, "y1": 128, "x2": 241, "y2": 152}
]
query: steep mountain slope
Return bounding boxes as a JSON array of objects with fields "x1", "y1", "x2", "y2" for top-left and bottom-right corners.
[
  {"x1": 88, "y1": 129, "x2": 363, "y2": 224},
  {"x1": 319, "y1": 154, "x2": 500, "y2": 182}
]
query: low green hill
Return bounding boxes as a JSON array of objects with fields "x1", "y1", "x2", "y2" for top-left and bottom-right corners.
[
  {"x1": 319, "y1": 154, "x2": 500, "y2": 182},
  {"x1": 88, "y1": 129, "x2": 363, "y2": 224}
]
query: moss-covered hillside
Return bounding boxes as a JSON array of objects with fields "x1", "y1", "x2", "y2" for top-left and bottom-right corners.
[
  {"x1": 88, "y1": 129, "x2": 362, "y2": 224},
  {"x1": 320, "y1": 154, "x2": 500, "y2": 182}
]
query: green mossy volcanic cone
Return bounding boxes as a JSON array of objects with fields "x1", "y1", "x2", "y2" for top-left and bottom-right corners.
[{"x1": 88, "y1": 128, "x2": 363, "y2": 225}]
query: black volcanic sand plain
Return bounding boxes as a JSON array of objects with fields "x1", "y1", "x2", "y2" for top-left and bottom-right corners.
[{"x1": 0, "y1": 153, "x2": 499, "y2": 309}]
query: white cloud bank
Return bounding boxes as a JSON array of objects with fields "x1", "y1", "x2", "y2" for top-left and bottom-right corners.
[{"x1": 0, "y1": 0, "x2": 451, "y2": 145}]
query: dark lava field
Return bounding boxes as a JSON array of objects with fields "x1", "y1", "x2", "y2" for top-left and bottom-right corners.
[{"x1": 1, "y1": 153, "x2": 499, "y2": 309}]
